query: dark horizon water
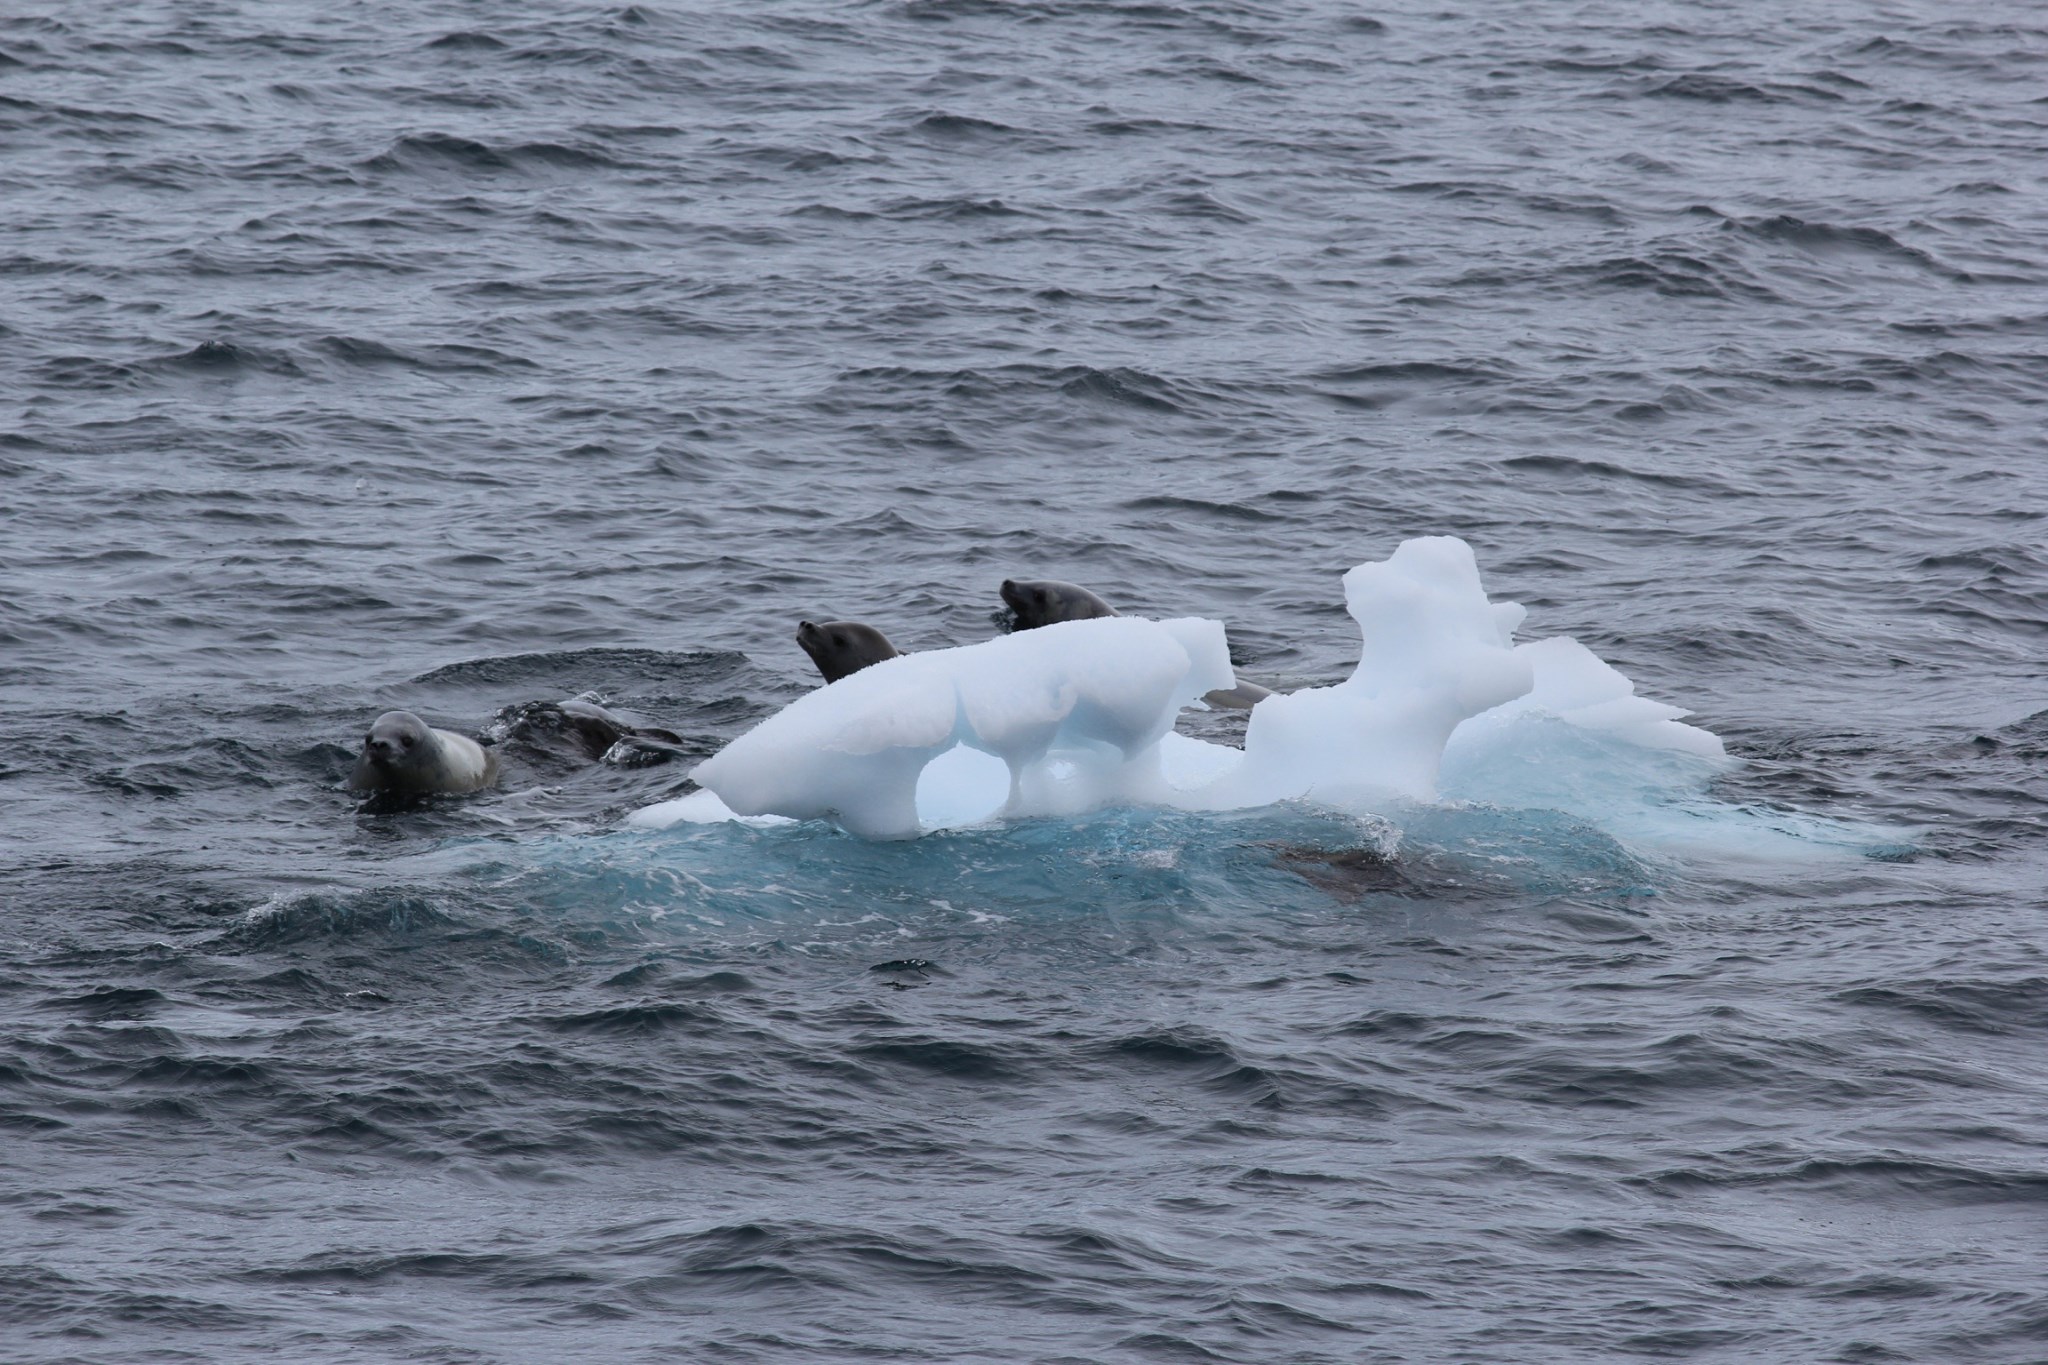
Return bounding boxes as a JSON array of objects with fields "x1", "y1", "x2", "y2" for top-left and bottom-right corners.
[{"x1": 6, "y1": 0, "x2": 2048, "y2": 1360}]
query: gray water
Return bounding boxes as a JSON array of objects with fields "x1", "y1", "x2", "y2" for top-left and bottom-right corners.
[{"x1": 6, "y1": 0, "x2": 2048, "y2": 1360}]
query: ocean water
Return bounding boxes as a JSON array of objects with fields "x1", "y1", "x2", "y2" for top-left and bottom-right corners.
[{"x1": 6, "y1": 0, "x2": 2048, "y2": 1359}]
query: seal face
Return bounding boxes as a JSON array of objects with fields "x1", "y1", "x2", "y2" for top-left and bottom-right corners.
[
  {"x1": 348, "y1": 710, "x2": 500, "y2": 795},
  {"x1": 1000, "y1": 578, "x2": 1118, "y2": 630},
  {"x1": 797, "y1": 620, "x2": 901, "y2": 684}
]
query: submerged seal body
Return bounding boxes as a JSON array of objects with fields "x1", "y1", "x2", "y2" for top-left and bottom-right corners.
[
  {"x1": 998, "y1": 578, "x2": 1274, "y2": 710},
  {"x1": 798, "y1": 620, "x2": 901, "y2": 684},
  {"x1": 347, "y1": 710, "x2": 500, "y2": 795},
  {"x1": 553, "y1": 698, "x2": 687, "y2": 765},
  {"x1": 491, "y1": 697, "x2": 687, "y2": 766}
]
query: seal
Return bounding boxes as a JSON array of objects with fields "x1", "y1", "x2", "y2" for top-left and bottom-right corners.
[
  {"x1": 554, "y1": 697, "x2": 687, "y2": 765},
  {"x1": 999, "y1": 578, "x2": 1117, "y2": 629},
  {"x1": 490, "y1": 697, "x2": 687, "y2": 767},
  {"x1": 347, "y1": 710, "x2": 500, "y2": 795},
  {"x1": 998, "y1": 578, "x2": 1274, "y2": 710},
  {"x1": 797, "y1": 619, "x2": 901, "y2": 684}
]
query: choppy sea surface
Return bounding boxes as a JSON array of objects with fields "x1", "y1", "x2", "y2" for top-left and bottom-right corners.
[{"x1": 6, "y1": 0, "x2": 2048, "y2": 1360}]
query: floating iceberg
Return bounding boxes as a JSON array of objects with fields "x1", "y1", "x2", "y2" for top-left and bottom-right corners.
[
  {"x1": 635, "y1": 537, "x2": 1729, "y2": 840},
  {"x1": 681, "y1": 615, "x2": 1235, "y2": 838}
]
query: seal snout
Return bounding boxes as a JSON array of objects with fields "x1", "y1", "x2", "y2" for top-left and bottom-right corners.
[
  {"x1": 362, "y1": 711, "x2": 427, "y2": 766},
  {"x1": 795, "y1": 619, "x2": 901, "y2": 685},
  {"x1": 365, "y1": 734, "x2": 410, "y2": 764}
]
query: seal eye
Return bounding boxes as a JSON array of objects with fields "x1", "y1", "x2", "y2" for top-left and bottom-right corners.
[
  {"x1": 401, "y1": 735, "x2": 415, "y2": 749},
  {"x1": 364, "y1": 733, "x2": 374, "y2": 747}
]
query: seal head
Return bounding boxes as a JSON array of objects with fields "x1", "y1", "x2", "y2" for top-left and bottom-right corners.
[
  {"x1": 348, "y1": 710, "x2": 500, "y2": 795},
  {"x1": 999, "y1": 578, "x2": 1118, "y2": 630},
  {"x1": 797, "y1": 620, "x2": 902, "y2": 684}
]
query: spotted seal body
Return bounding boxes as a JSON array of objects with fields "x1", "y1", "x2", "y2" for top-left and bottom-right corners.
[
  {"x1": 797, "y1": 620, "x2": 901, "y2": 684},
  {"x1": 998, "y1": 577, "x2": 1275, "y2": 710},
  {"x1": 347, "y1": 710, "x2": 500, "y2": 795}
]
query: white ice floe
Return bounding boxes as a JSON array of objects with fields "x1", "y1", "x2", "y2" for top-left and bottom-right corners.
[
  {"x1": 683, "y1": 614, "x2": 1234, "y2": 838},
  {"x1": 634, "y1": 536, "x2": 1733, "y2": 840}
]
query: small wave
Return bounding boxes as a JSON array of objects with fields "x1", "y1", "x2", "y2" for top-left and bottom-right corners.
[
  {"x1": 222, "y1": 890, "x2": 467, "y2": 949},
  {"x1": 315, "y1": 335, "x2": 537, "y2": 373},
  {"x1": 1640, "y1": 1155, "x2": 2048, "y2": 1204},
  {"x1": 1500, "y1": 452, "x2": 1735, "y2": 493},
  {"x1": 878, "y1": 195, "x2": 1031, "y2": 220},
  {"x1": 1096, "y1": 1027, "x2": 1275, "y2": 1098},
  {"x1": 1122, "y1": 494, "x2": 1286, "y2": 523},
  {"x1": 1640, "y1": 73, "x2": 1791, "y2": 104},
  {"x1": 360, "y1": 132, "x2": 623, "y2": 174},
  {"x1": 1833, "y1": 977, "x2": 2048, "y2": 1035},
  {"x1": 1518, "y1": 192, "x2": 1628, "y2": 224},
  {"x1": 1311, "y1": 359, "x2": 1508, "y2": 384},
  {"x1": 851, "y1": 1037, "x2": 1019, "y2": 1079},
  {"x1": 1155, "y1": 189, "x2": 1255, "y2": 222},
  {"x1": 544, "y1": 1002, "x2": 709, "y2": 1034},
  {"x1": 29, "y1": 354, "x2": 139, "y2": 390},
  {"x1": 147, "y1": 339, "x2": 307, "y2": 377},
  {"x1": 1056, "y1": 365, "x2": 1189, "y2": 412},
  {"x1": 900, "y1": 0, "x2": 1028, "y2": 20},
  {"x1": 164, "y1": 338, "x2": 248, "y2": 369},
  {"x1": 1724, "y1": 213, "x2": 1972, "y2": 280},
  {"x1": 1559, "y1": 248, "x2": 1783, "y2": 302},
  {"x1": 1145, "y1": 54, "x2": 1268, "y2": 85},
  {"x1": 255, "y1": 1250, "x2": 528, "y2": 1286},
  {"x1": 0, "y1": 1266, "x2": 258, "y2": 1331},
  {"x1": 910, "y1": 111, "x2": 1019, "y2": 138},
  {"x1": 1542, "y1": 55, "x2": 1663, "y2": 74},
  {"x1": 424, "y1": 31, "x2": 508, "y2": 50},
  {"x1": 411, "y1": 647, "x2": 750, "y2": 691},
  {"x1": 122, "y1": 1053, "x2": 278, "y2": 1095},
  {"x1": 45, "y1": 986, "x2": 166, "y2": 1019},
  {"x1": 1087, "y1": 114, "x2": 1206, "y2": 136}
]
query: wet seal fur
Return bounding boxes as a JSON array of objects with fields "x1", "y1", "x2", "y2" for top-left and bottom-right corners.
[
  {"x1": 798, "y1": 619, "x2": 901, "y2": 684},
  {"x1": 998, "y1": 577, "x2": 1274, "y2": 710},
  {"x1": 348, "y1": 710, "x2": 500, "y2": 795},
  {"x1": 492, "y1": 697, "x2": 688, "y2": 767}
]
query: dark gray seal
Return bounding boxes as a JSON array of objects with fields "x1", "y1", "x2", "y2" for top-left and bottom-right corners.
[
  {"x1": 999, "y1": 578, "x2": 1117, "y2": 629},
  {"x1": 797, "y1": 619, "x2": 901, "y2": 684},
  {"x1": 997, "y1": 578, "x2": 1275, "y2": 710},
  {"x1": 488, "y1": 697, "x2": 688, "y2": 767},
  {"x1": 347, "y1": 710, "x2": 500, "y2": 795}
]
